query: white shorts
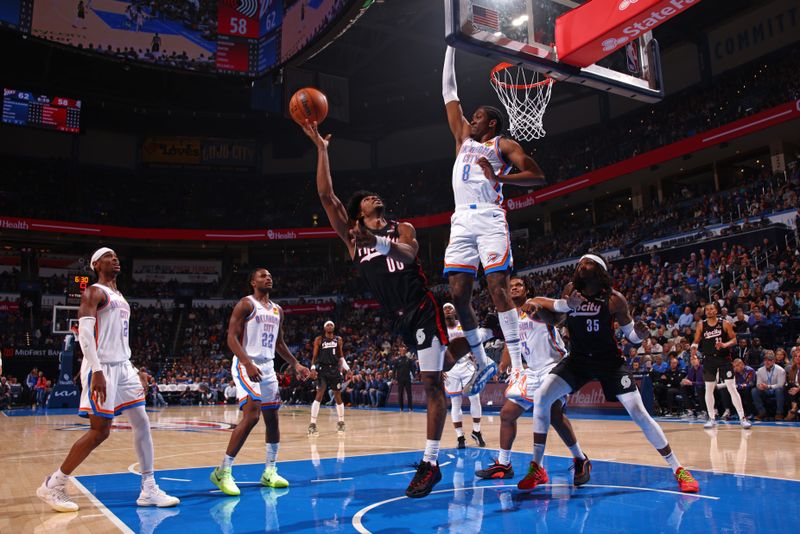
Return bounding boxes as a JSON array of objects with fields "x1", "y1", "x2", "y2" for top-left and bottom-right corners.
[
  {"x1": 444, "y1": 357, "x2": 477, "y2": 397},
  {"x1": 444, "y1": 206, "x2": 512, "y2": 277},
  {"x1": 506, "y1": 363, "x2": 564, "y2": 411},
  {"x1": 79, "y1": 360, "x2": 145, "y2": 419},
  {"x1": 233, "y1": 357, "x2": 281, "y2": 410}
]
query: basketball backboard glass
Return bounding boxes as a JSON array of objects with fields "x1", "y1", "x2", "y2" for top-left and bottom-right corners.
[
  {"x1": 445, "y1": 0, "x2": 664, "y2": 102},
  {"x1": 52, "y1": 305, "x2": 80, "y2": 335}
]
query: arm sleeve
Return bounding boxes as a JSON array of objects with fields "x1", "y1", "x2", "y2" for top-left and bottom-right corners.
[
  {"x1": 78, "y1": 317, "x2": 103, "y2": 371},
  {"x1": 442, "y1": 46, "x2": 459, "y2": 104}
]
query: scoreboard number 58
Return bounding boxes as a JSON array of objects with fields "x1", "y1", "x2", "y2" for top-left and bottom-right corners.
[{"x1": 229, "y1": 17, "x2": 248, "y2": 34}]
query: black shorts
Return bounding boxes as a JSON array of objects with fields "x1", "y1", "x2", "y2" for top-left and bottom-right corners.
[
  {"x1": 391, "y1": 292, "x2": 448, "y2": 351},
  {"x1": 702, "y1": 356, "x2": 733, "y2": 382},
  {"x1": 551, "y1": 353, "x2": 637, "y2": 401},
  {"x1": 316, "y1": 367, "x2": 343, "y2": 390}
]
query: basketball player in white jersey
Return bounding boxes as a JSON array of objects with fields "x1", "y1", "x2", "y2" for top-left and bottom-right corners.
[
  {"x1": 442, "y1": 303, "x2": 488, "y2": 448},
  {"x1": 308, "y1": 320, "x2": 349, "y2": 436},
  {"x1": 210, "y1": 268, "x2": 310, "y2": 496},
  {"x1": 475, "y1": 276, "x2": 591, "y2": 486},
  {"x1": 442, "y1": 46, "x2": 547, "y2": 396},
  {"x1": 37, "y1": 247, "x2": 179, "y2": 512}
]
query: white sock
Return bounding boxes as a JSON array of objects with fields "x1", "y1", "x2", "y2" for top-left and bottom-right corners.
[
  {"x1": 532, "y1": 443, "x2": 545, "y2": 465},
  {"x1": 336, "y1": 402, "x2": 344, "y2": 422},
  {"x1": 463, "y1": 329, "x2": 491, "y2": 366},
  {"x1": 455, "y1": 426, "x2": 464, "y2": 438},
  {"x1": 48, "y1": 469, "x2": 68, "y2": 488},
  {"x1": 473, "y1": 422, "x2": 481, "y2": 432},
  {"x1": 568, "y1": 442, "x2": 585, "y2": 460},
  {"x1": 266, "y1": 442, "x2": 279, "y2": 469},
  {"x1": 498, "y1": 309, "x2": 522, "y2": 368},
  {"x1": 498, "y1": 448, "x2": 512, "y2": 465},
  {"x1": 423, "y1": 439, "x2": 440, "y2": 464},
  {"x1": 663, "y1": 452, "x2": 681, "y2": 471},
  {"x1": 310, "y1": 400, "x2": 320, "y2": 424},
  {"x1": 141, "y1": 471, "x2": 155, "y2": 489},
  {"x1": 221, "y1": 454, "x2": 235, "y2": 470}
]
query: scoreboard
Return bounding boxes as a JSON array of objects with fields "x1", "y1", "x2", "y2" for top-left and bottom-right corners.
[
  {"x1": 2, "y1": 89, "x2": 81, "y2": 133},
  {"x1": 216, "y1": 0, "x2": 282, "y2": 76},
  {"x1": 66, "y1": 273, "x2": 91, "y2": 306}
]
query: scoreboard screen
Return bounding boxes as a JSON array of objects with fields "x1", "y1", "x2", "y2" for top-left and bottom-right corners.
[
  {"x1": 66, "y1": 273, "x2": 91, "y2": 306},
  {"x1": 2, "y1": 89, "x2": 81, "y2": 133},
  {"x1": 216, "y1": 0, "x2": 282, "y2": 75}
]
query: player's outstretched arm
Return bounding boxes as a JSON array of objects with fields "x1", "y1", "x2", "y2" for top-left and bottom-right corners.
[
  {"x1": 227, "y1": 298, "x2": 262, "y2": 382},
  {"x1": 443, "y1": 46, "x2": 471, "y2": 151},
  {"x1": 301, "y1": 120, "x2": 354, "y2": 256}
]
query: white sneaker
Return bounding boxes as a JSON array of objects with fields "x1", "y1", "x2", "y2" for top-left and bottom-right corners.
[
  {"x1": 36, "y1": 479, "x2": 79, "y2": 512},
  {"x1": 722, "y1": 409, "x2": 731, "y2": 420},
  {"x1": 741, "y1": 419, "x2": 752, "y2": 429},
  {"x1": 703, "y1": 418, "x2": 717, "y2": 429},
  {"x1": 137, "y1": 484, "x2": 180, "y2": 508}
]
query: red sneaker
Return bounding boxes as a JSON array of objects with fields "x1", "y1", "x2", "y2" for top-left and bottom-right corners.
[
  {"x1": 475, "y1": 460, "x2": 514, "y2": 480},
  {"x1": 675, "y1": 467, "x2": 699, "y2": 493},
  {"x1": 517, "y1": 461, "x2": 548, "y2": 491}
]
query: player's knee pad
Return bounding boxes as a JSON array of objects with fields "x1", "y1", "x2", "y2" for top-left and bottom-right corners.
[
  {"x1": 469, "y1": 394, "x2": 482, "y2": 419},
  {"x1": 451, "y1": 395, "x2": 463, "y2": 422}
]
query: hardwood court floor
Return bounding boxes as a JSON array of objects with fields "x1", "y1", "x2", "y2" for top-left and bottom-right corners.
[{"x1": 3, "y1": 404, "x2": 798, "y2": 533}]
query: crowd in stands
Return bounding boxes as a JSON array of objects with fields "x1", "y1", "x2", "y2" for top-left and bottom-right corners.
[
  {"x1": 2, "y1": 47, "x2": 798, "y2": 230},
  {"x1": 524, "y1": 159, "x2": 800, "y2": 267}
]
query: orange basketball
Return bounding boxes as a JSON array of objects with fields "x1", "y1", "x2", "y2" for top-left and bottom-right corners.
[{"x1": 289, "y1": 87, "x2": 328, "y2": 125}]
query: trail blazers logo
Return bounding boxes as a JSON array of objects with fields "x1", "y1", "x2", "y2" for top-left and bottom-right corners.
[{"x1": 221, "y1": 0, "x2": 259, "y2": 17}]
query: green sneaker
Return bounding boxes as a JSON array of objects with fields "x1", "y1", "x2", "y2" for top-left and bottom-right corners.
[
  {"x1": 260, "y1": 467, "x2": 289, "y2": 488},
  {"x1": 210, "y1": 467, "x2": 241, "y2": 496}
]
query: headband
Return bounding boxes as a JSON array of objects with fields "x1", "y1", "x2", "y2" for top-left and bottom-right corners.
[
  {"x1": 580, "y1": 254, "x2": 607, "y2": 271},
  {"x1": 90, "y1": 247, "x2": 115, "y2": 271},
  {"x1": 324, "y1": 320, "x2": 335, "y2": 328}
]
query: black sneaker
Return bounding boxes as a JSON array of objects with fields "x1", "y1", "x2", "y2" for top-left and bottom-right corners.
[
  {"x1": 457, "y1": 436, "x2": 466, "y2": 449},
  {"x1": 471, "y1": 431, "x2": 486, "y2": 447},
  {"x1": 475, "y1": 460, "x2": 514, "y2": 480},
  {"x1": 571, "y1": 455, "x2": 592, "y2": 487},
  {"x1": 405, "y1": 462, "x2": 442, "y2": 498}
]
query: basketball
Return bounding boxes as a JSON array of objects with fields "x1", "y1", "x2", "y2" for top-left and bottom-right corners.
[{"x1": 289, "y1": 87, "x2": 329, "y2": 125}]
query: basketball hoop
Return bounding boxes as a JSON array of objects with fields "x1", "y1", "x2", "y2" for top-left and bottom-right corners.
[{"x1": 490, "y1": 63, "x2": 554, "y2": 141}]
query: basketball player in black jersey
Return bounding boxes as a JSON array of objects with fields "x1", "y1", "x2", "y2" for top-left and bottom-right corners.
[
  {"x1": 302, "y1": 120, "x2": 473, "y2": 498},
  {"x1": 526, "y1": 254, "x2": 700, "y2": 493},
  {"x1": 308, "y1": 320, "x2": 348, "y2": 435},
  {"x1": 692, "y1": 302, "x2": 751, "y2": 429}
]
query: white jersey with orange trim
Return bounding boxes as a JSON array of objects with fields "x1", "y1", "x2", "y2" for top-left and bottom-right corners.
[
  {"x1": 447, "y1": 322, "x2": 464, "y2": 340},
  {"x1": 518, "y1": 309, "x2": 567, "y2": 370},
  {"x1": 93, "y1": 283, "x2": 132, "y2": 363},
  {"x1": 451, "y1": 136, "x2": 511, "y2": 207},
  {"x1": 241, "y1": 296, "x2": 282, "y2": 363}
]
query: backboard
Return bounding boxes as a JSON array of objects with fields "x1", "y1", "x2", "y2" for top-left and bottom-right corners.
[
  {"x1": 52, "y1": 305, "x2": 79, "y2": 335},
  {"x1": 445, "y1": 0, "x2": 664, "y2": 102}
]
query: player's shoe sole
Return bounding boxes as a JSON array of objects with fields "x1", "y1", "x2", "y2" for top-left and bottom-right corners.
[
  {"x1": 475, "y1": 461, "x2": 514, "y2": 479},
  {"x1": 465, "y1": 361, "x2": 497, "y2": 396}
]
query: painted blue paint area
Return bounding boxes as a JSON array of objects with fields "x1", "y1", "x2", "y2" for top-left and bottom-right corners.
[
  {"x1": 75, "y1": 449, "x2": 798, "y2": 533},
  {"x1": 89, "y1": 8, "x2": 215, "y2": 53}
]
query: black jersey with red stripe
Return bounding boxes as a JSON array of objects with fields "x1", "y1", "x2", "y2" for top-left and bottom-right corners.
[
  {"x1": 353, "y1": 220, "x2": 429, "y2": 314},
  {"x1": 565, "y1": 294, "x2": 621, "y2": 358}
]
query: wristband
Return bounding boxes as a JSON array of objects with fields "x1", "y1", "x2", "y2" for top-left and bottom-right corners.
[
  {"x1": 374, "y1": 235, "x2": 391, "y2": 255},
  {"x1": 311, "y1": 365, "x2": 316, "y2": 371},
  {"x1": 553, "y1": 299, "x2": 571, "y2": 313}
]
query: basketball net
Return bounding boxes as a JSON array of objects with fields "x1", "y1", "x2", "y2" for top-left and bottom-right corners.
[{"x1": 490, "y1": 63, "x2": 554, "y2": 141}]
